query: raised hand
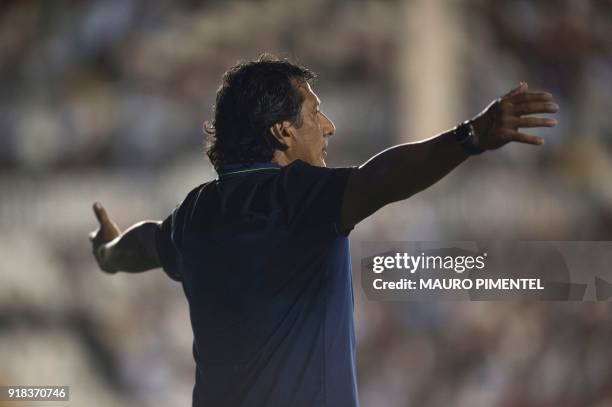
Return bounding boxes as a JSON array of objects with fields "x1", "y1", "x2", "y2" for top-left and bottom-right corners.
[
  {"x1": 471, "y1": 82, "x2": 559, "y2": 150},
  {"x1": 89, "y1": 202, "x2": 121, "y2": 272}
]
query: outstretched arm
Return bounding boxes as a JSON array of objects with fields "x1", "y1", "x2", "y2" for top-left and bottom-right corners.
[
  {"x1": 340, "y1": 82, "x2": 559, "y2": 230},
  {"x1": 89, "y1": 202, "x2": 161, "y2": 273}
]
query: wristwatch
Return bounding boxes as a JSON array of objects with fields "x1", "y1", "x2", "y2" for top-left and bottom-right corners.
[{"x1": 454, "y1": 120, "x2": 485, "y2": 155}]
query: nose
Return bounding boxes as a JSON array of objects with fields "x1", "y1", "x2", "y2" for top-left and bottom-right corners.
[{"x1": 321, "y1": 112, "x2": 336, "y2": 137}]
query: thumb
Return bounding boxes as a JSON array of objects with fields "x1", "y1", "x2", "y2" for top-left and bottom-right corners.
[
  {"x1": 92, "y1": 202, "x2": 120, "y2": 241},
  {"x1": 502, "y1": 81, "x2": 528, "y2": 99},
  {"x1": 93, "y1": 202, "x2": 110, "y2": 226}
]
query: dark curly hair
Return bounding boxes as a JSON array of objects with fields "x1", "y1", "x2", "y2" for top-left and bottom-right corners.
[{"x1": 204, "y1": 55, "x2": 316, "y2": 170}]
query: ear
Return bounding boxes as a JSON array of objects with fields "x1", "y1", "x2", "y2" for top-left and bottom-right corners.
[{"x1": 269, "y1": 121, "x2": 293, "y2": 148}]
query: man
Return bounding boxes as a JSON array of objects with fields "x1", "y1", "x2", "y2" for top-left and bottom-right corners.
[{"x1": 89, "y1": 56, "x2": 558, "y2": 406}]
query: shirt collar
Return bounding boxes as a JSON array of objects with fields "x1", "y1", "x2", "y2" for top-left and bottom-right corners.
[{"x1": 217, "y1": 161, "x2": 282, "y2": 179}]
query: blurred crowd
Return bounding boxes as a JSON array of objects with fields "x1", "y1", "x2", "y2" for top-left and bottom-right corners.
[{"x1": 1, "y1": 0, "x2": 612, "y2": 406}]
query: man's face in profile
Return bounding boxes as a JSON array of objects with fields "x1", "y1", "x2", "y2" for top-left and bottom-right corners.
[{"x1": 287, "y1": 82, "x2": 336, "y2": 167}]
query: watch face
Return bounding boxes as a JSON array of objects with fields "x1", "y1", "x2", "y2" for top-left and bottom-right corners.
[
  {"x1": 455, "y1": 123, "x2": 472, "y2": 144},
  {"x1": 456, "y1": 122, "x2": 484, "y2": 155},
  {"x1": 467, "y1": 123, "x2": 476, "y2": 138}
]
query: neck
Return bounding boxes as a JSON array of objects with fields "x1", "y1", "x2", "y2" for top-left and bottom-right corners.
[{"x1": 271, "y1": 151, "x2": 293, "y2": 167}]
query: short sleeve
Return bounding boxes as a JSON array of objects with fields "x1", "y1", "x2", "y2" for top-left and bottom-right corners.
[
  {"x1": 155, "y1": 210, "x2": 181, "y2": 282},
  {"x1": 279, "y1": 160, "x2": 356, "y2": 236}
]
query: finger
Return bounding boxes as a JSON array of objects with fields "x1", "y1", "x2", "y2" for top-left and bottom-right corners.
[
  {"x1": 93, "y1": 202, "x2": 110, "y2": 226},
  {"x1": 93, "y1": 202, "x2": 121, "y2": 241},
  {"x1": 512, "y1": 116, "x2": 557, "y2": 128},
  {"x1": 513, "y1": 102, "x2": 559, "y2": 116},
  {"x1": 501, "y1": 129, "x2": 544, "y2": 145},
  {"x1": 502, "y1": 82, "x2": 528, "y2": 99},
  {"x1": 510, "y1": 92, "x2": 553, "y2": 104},
  {"x1": 89, "y1": 230, "x2": 98, "y2": 242}
]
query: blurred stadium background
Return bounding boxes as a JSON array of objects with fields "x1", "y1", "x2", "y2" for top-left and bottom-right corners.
[{"x1": 2, "y1": 0, "x2": 612, "y2": 406}]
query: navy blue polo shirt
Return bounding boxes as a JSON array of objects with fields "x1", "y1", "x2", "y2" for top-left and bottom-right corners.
[{"x1": 155, "y1": 159, "x2": 359, "y2": 407}]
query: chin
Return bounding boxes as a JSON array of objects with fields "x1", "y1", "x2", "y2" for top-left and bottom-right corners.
[
  {"x1": 301, "y1": 154, "x2": 326, "y2": 167},
  {"x1": 301, "y1": 157, "x2": 324, "y2": 167},
  {"x1": 319, "y1": 152, "x2": 327, "y2": 167}
]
